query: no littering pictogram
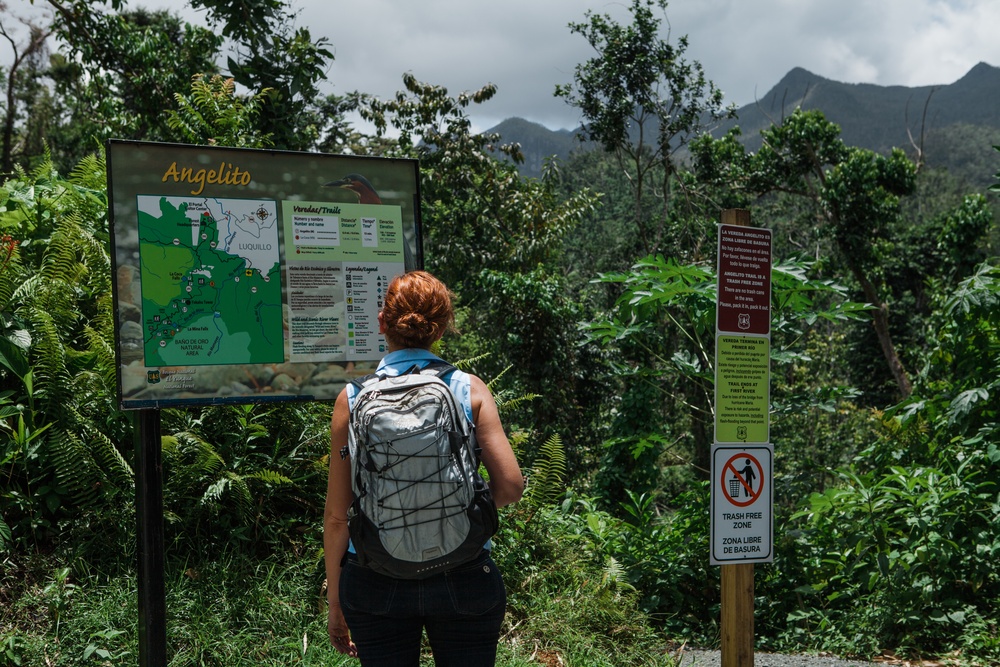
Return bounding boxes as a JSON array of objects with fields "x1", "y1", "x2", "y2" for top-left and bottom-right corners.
[{"x1": 721, "y1": 452, "x2": 764, "y2": 508}]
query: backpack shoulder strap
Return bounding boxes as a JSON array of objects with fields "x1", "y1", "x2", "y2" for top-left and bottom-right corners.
[
  {"x1": 418, "y1": 360, "x2": 457, "y2": 379},
  {"x1": 349, "y1": 372, "x2": 383, "y2": 394},
  {"x1": 349, "y1": 361, "x2": 460, "y2": 414}
]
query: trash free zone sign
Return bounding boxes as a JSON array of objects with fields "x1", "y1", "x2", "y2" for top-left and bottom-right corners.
[{"x1": 711, "y1": 446, "x2": 773, "y2": 563}]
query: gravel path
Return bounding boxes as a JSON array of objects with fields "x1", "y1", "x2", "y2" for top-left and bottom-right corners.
[{"x1": 676, "y1": 649, "x2": 876, "y2": 667}]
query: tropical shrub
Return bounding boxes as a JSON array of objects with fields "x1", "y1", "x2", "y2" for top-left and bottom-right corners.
[
  {"x1": 495, "y1": 498, "x2": 681, "y2": 666},
  {"x1": 0, "y1": 153, "x2": 131, "y2": 554},
  {"x1": 779, "y1": 262, "x2": 1000, "y2": 658},
  {"x1": 581, "y1": 253, "x2": 872, "y2": 510},
  {"x1": 159, "y1": 401, "x2": 332, "y2": 557}
]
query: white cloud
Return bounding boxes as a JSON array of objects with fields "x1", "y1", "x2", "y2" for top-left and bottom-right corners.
[{"x1": 2, "y1": 0, "x2": 997, "y2": 132}]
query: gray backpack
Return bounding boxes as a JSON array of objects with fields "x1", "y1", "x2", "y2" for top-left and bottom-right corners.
[{"x1": 346, "y1": 362, "x2": 498, "y2": 578}]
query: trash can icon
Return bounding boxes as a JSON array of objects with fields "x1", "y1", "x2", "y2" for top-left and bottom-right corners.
[{"x1": 728, "y1": 476, "x2": 742, "y2": 498}]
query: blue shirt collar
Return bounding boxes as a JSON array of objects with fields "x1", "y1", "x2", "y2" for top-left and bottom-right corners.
[{"x1": 375, "y1": 348, "x2": 444, "y2": 371}]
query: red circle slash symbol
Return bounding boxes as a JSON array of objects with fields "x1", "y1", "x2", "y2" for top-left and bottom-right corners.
[{"x1": 721, "y1": 452, "x2": 764, "y2": 508}]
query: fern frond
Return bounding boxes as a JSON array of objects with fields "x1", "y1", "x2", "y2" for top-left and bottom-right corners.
[
  {"x1": 525, "y1": 433, "x2": 567, "y2": 507},
  {"x1": 485, "y1": 363, "x2": 514, "y2": 393},
  {"x1": 493, "y1": 391, "x2": 541, "y2": 416},
  {"x1": 226, "y1": 472, "x2": 253, "y2": 521},
  {"x1": 171, "y1": 430, "x2": 227, "y2": 478},
  {"x1": 196, "y1": 444, "x2": 227, "y2": 477},
  {"x1": 247, "y1": 469, "x2": 293, "y2": 485},
  {"x1": 0, "y1": 516, "x2": 12, "y2": 552},
  {"x1": 46, "y1": 426, "x2": 101, "y2": 507},
  {"x1": 24, "y1": 307, "x2": 75, "y2": 411},
  {"x1": 451, "y1": 352, "x2": 491, "y2": 372},
  {"x1": 76, "y1": 232, "x2": 113, "y2": 294},
  {"x1": 0, "y1": 250, "x2": 23, "y2": 309},
  {"x1": 85, "y1": 425, "x2": 134, "y2": 492},
  {"x1": 27, "y1": 151, "x2": 55, "y2": 183},
  {"x1": 41, "y1": 222, "x2": 88, "y2": 285},
  {"x1": 201, "y1": 477, "x2": 229, "y2": 507},
  {"x1": 600, "y1": 556, "x2": 635, "y2": 593},
  {"x1": 10, "y1": 273, "x2": 44, "y2": 306},
  {"x1": 161, "y1": 435, "x2": 181, "y2": 458},
  {"x1": 67, "y1": 151, "x2": 107, "y2": 192},
  {"x1": 84, "y1": 323, "x2": 118, "y2": 392}
]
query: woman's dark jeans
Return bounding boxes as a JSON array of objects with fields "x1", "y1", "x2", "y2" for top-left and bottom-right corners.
[{"x1": 340, "y1": 551, "x2": 506, "y2": 666}]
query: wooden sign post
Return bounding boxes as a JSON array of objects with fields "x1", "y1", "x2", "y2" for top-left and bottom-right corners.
[{"x1": 721, "y1": 560, "x2": 754, "y2": 667}]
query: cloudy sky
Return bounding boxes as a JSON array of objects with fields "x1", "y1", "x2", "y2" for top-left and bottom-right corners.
[{"x1": 5, "y1": 0, "x2": 1000, "y2": 133}]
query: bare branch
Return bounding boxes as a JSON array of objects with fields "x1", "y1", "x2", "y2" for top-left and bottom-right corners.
[
  {"x1": 904, "y1": 87, "x2": 937, "y2": 173},
  {"x1": 1, "y1": 8, "x2": 53, "y2": 175}
]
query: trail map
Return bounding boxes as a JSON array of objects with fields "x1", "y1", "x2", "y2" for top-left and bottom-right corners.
[{"x1": 137, "y1": 196, "x2": 283, "y2": 366}]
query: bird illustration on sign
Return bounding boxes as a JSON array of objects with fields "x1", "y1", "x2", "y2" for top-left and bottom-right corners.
[{"x1": 324, "y1": 173, "x2": 383, "y2": 205}]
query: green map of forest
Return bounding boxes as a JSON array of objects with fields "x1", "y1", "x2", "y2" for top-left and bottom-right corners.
[{"x1": 138, "y1": 197, "x2": 283, "y2": 367}]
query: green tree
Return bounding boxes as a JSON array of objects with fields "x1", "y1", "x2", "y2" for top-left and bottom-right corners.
[
  {"x1": 14, "y1": 0, "x2": 342, "y2": 170},
  {"x1": 222, "y1": 23, "x2": 333, "y2": 151},
  {"x1": 694, "y1": 110, "x2": 919, "y2": 399},
  {"x1": 165, "y1": 74, "x2": 274, "y2": 148},
  {"x1": 0, "y1": 8, "x2": 51, "y2": 176},
  {"x1": 899, "y1": 261, "x2": 999, "y2": 440},
  {"x1": 786, "y1": 262, "x2": 1000, "y2": 658},
  {"x1": 556, "y1": 0, "x2": 733, "y2": 259},
  {"x1": 552, "y1": 1, "x2": 739, "y2": 488},
  {"x1": 183, "y1": 0, "x2": 336, "y2": 151},
  {"x1": 42, "y1": 1, "x2": 222, "y2": 165}
]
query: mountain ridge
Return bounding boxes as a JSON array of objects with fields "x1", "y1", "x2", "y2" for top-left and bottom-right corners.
[{"x1": 489, "y1": 62, "x2": 1000, "y2": 183}]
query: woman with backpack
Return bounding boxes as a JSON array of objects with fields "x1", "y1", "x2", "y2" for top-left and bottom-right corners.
[{"x1": 324, "y1": 270, "x2": 524, "y2": 665}]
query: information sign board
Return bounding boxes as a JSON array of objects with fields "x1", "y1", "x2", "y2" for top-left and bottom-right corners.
[
  {"x1": 711, "y1": 217, "x2": 774, "y2": 564},
  {"x1": 717, "y1": 224, "x2": 772, "y2": 335},
  {"x1": 107, "y1": 140, "x2": 421, "y2": 409},
  {"x1": 714, "y1": 335, "x2": 770, "y2": 443}
]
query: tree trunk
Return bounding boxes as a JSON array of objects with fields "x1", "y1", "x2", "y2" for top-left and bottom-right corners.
[{"x1": 847, "y1": 261, "x2": 912, "y2": 398}]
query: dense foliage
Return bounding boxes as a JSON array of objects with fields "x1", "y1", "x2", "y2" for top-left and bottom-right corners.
[{"x1": 1, "y1": 0, "x2": 999, "y2": 665}]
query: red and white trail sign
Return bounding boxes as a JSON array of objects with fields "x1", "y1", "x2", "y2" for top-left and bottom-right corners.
[
  {"x1": 716, "y1": 224, "x2": 772, "y2": 335},
  {"x1": 710, "y1": 444, "x2": 773, "y2": 564}
]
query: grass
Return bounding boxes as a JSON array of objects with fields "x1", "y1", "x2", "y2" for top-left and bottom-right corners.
[
  {"x1": 1, "y1": 509, "x2": 680, "y2": 667},
  {"x1": 1, "y1": 549, "x2": 345, "y2": 667},
  {"x1": 493, "y1": 507, "x2": 679, "y2": 667}
]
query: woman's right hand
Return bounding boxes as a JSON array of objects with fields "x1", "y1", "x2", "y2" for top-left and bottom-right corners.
[{"x1": 328, "y1": 602, "x2": 358, "y2": 658}]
